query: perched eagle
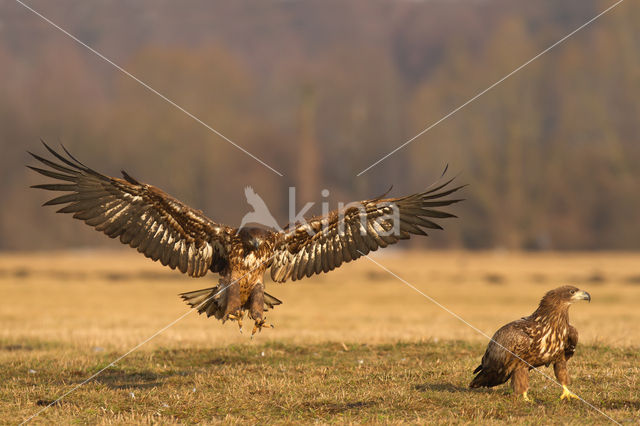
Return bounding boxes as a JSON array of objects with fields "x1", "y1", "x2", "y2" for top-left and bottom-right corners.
[
  {"x1": 469, "y1": 285, "x2": 591, "y2": 401},
  {"x1": 28, "y1": 143, "x2": 463, "y2": 335}
]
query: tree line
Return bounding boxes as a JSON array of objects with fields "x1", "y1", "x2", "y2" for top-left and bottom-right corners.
[{"x1": 1, "y1": 0, "x2": 638, "y2": 250}]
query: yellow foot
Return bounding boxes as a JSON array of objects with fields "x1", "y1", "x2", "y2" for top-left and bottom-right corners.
[
  {"x1": 225, "y1": 311, "x2": 244, "y2": 333},
  {"x1": 560, "y1": 385, "x2": 579, "y2": 401},
  {"x1": 251, "y1": 318, "x2": 274, "y2": 336},
  {"x1": 522, "y1": 391, "x2": 533, "y2": 403}
]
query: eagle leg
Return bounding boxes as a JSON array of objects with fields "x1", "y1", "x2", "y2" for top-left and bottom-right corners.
[
  {"x1": 247, "y1": 282, "x2": 274, "y2": 336},
  {"x1": 248, "y1": 282, "x2": 265, "y2": 322},
  {"x1": 222, "y1": 277, "x2": 243, "y2": 331},
  {"x1": 511, "y1": 365, "x2": 530, "y2": 401},
  {"x1": 554, "y1": 359, "x2": 578, "y2": 400}
]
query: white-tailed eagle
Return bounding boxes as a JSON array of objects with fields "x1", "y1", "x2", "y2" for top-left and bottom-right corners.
[
  {"x1": 470, "y1": 285, "x2": 590, "y2": 401},
  {"x1": 29, "y1": 142, "x2": 463, "y2": 335}
]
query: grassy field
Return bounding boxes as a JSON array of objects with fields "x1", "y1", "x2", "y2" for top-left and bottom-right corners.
[{"x1": 1, "y1": 250, "x2": 639, "y2": 424}]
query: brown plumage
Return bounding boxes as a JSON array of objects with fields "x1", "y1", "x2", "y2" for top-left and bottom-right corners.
[
  {"x1": 29, "y1": 142, "x2": 463, "y2": 334},
  {"x1": 469, "y1": 285, "x2": 590, "y2": 401}
]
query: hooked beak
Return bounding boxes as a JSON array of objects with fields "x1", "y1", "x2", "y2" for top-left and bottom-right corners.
[{"x1": 572, "y1": 290, "x2": 591, "y2": 303}]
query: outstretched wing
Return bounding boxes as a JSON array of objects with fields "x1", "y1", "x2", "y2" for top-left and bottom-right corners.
[
  {"x1": 269, "y1": 171, "x2": 464, "y2": 282},
  {"x1": 28, "y1": 142, "x2": 234, "y2": 277}
]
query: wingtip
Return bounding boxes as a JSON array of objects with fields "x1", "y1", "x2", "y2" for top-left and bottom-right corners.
[
  {"x1": 60, "y1": 143, "x2": 88, "y2": 168},
  {"x1": 373, "y1": 184, "x2": 394, "y2": 201},
  {"x1": 27, "y1": 150, "x2": 47, "y2": 164},
  {"x1": 448, "y1": 198, "x2": 465, "y2": 204},
  {"x1": 42, "y1": 140, "x2": 64, "y2": 158},
  {"x1": 121, "y1": 169, "x2": 141, "y2": 185},
  {"x1": 40, "y1": 139, "x2": 56, "y2": 154}
]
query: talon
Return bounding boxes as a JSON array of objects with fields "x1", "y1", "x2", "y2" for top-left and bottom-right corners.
[
  {"x1": 251, "y1": 318, "x2": 274, "y2": 336},
  {"x1": 251, "y1": 323, "x2": 262, "y2": 336},
  {"x1": 224, "y1": 310, "x2": 245, "y2": 332},
  {"x1": 560, "y1": 385, "x2": 579, "y2": 401}
]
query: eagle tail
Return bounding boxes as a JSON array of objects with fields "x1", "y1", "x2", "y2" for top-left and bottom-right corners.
[
  {"x1": 264, "y1": 292, "x2": 283, "y2": 309},
  {"x1": 180, "y1": 286, "x2": 224, "y2": 319},
  {"x1": 469, "y1": 366, "x2": 509, "y2": 388},
  {"x1": 469, "y1": 367, "x2": 490, "y2": 388},
  {"x1": 179, "y1": 287, "x2": 283, "y2": 319}
]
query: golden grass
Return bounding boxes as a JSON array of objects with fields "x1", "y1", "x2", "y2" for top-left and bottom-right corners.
[
  {"x1": 1, "y1": 250, "x2": 639, "y2": 423},
  {"x1": 2, "y1": 250, "x2": 639, "y2": 348}
]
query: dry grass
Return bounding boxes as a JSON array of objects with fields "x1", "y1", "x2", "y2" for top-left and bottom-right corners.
[{"x1": 1, "y1": 250, "x2": 639, "y2": 423}]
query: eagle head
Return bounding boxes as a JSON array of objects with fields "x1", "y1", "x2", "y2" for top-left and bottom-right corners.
[
  {"x1": 544, "y1": 285, "x2": 591, "y2": 306},
  {"x1": 238, "y1": 226, "x2": 271, "y2": 252}
]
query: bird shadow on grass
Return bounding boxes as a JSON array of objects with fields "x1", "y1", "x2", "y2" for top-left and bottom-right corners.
[
  {"x1": 50, "y1": 348, "x2": 257, "y2": 393},
  {"x1": 68, "y1": 349, "x2": 258, "y2": 391},
  {"x1": 89, "y1": 369, "x2": 167, "y2": 390}
]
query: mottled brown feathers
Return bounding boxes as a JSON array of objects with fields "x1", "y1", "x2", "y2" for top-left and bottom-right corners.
[
  {"x1": 29, "y1": 142, "x2": 232, "y2": 277},
  {"x1": 470, "y1": 285, "x2": 590, "y2": 394},
  {"x1": 31, "y1": 142, "x2": 462, "y2": 285},
  {"x1": 269, "y1": 178, "x2": 464, "y2": 282}
]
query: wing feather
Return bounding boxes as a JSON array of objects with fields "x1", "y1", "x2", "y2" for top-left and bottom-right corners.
[
  {"x1": 565, "y1": 325, "x2": 579, "y2": 360},
  {"x1": 305, "y1": 245, "x2": 316, "y2": 278},
  {"x1": 351, "y1": 221, "x2": 369, "y2": 254},
  {"x1": 270, "y1": 172, "x2": 464, "y2": 282},
  {"x1": 344, "y1": 225, "x2": 358, "y2": 261},
  {"x1": 314, "y1": 243, "x2": 323, "y2": 275},
  {"x1": 297, "y1": 250, "x2": 309, "y2": 280},
  {"x1": 29, "y1": 142, "x2": 233, "y2": 277},
  {"x1": 323, "y1": 239, "x2": 332, "y2": 273},
  {"x1": 133, "y1": 213, "x2": 156, "y2": 250}
]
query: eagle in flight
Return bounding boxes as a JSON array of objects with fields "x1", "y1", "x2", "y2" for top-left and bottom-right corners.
[
  {"x1": 470, "y1": 285, "x2": 591, "y2": 401},
  {"x1": 29, "y1": 142, "x2": 463, "y2": 335}
]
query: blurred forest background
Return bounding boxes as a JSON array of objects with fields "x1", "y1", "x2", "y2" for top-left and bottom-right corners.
[{"x1": 0, "y1": 0, "x2": 638, "y2": 251}]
